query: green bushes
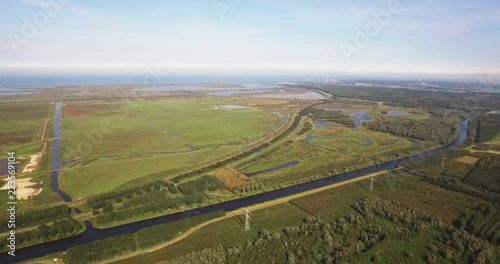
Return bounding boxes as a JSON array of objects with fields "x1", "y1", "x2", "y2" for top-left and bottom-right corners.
[
  {"x1": 87, "y1": 181, "x2": 165, "y2": 209},
  {"x1": 0, "y1": 217, "x2": 82, "y2": 252},
  {"x1": 94, "y1": 192, "x2": 207, "y2": 225},
  {"x1": 64, "y1": 234, "x2": 136, "y2": 264},
  {"x1": 300, "y1": 107, "x2": 355, "y2": 127},
  {"x1": 420, "y1": 177, "x2": 497, "y2": 203},
  {"x1": 177, "y1": 176, "x2": 225, "y2": 195},
  {"x1": 455, "y1": 203, "x2": 500, "y2": 245},
  {"x1": 363, "y1": 117, "x2": 459, "y2": 144}
]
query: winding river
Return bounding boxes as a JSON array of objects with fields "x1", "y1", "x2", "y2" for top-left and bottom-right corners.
[{"x1": 0, "y1": 119, "x2": 470, "y2": 263}]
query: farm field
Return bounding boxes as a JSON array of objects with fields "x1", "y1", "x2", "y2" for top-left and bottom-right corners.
[
  {"x1": 405, "y1": 145, "x2": 500, "y2": 198},
  {"x1": 454, "y1": 155, "x2": 481, "y2": 165}
]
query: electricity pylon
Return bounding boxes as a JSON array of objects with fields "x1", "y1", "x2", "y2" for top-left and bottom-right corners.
[
  {"x1": 244, "y1": 208, "x2": 252, "y2": 232},
  {"x1": 441, "y1": 154, "x2": 447, "y2": 168},
  {"x1": 369, "y1": 176, "x2": 376, "y2": 192}
]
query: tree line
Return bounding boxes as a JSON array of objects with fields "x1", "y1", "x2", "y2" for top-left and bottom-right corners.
[
  {"x1": 363, "y1": 117, "x2": 459, "y2": 144},
  {"x1": 87, "y1": 181, "x2": 174, "y2": 210},
  {"x1": 0, "y1": 205, "x2": 70, "y2": 232},
  {"x1": 93, "y1": 191, "x2": 206, "y2": 225},
  {"x1": 64, "y1": 233, "x2": 136, "y2": 264},
  {"x1": 0, "y1": 217, "x2": 82, "y2": 253},
  {"x1": 315, "y1": 85, "x2": 500, "y2": 110}
]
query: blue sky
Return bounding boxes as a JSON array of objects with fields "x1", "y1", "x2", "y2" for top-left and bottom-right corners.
[{"x1": 0, "y1": 0, "x2": 499, "y2": 76}]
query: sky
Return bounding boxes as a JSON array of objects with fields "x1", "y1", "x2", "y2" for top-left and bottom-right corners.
[{"x1": 0, "y1": 0, "x2": 499, "y2": 78}]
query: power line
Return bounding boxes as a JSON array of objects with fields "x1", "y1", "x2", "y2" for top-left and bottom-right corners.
[
  {"x1": 369, "y1": 176, "x2": 376, "y2": 192},
  {"x1": 441, "y1": 154, "x2": 447, "y2": 168}
]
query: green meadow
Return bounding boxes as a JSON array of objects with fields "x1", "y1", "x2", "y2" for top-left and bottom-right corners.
[
  {"x1": 0, "y1": 102, "x2": 52, "y2": 152},
  {"x1": 58, "y1": 98, "x2": 281, "y2": 198}
]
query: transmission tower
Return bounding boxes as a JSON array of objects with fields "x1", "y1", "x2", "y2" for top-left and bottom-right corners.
[
  {"x1": 441, "y1": 154, "x2": 447, "y2": 168},
  {"x1": 369, "y1": 176, "x2": 376, "y2": 192},
  {"x1": 244, "y1": 208, "x2": 252, "y2": 232}
]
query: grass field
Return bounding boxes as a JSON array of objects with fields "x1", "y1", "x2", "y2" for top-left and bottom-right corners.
[
  {"x1": 57, "y1": 98, "x2": 282, "y2": 198},
  {"x1": 60, "y1": 145, "x2": 243, "y2": 198},
  {"x1": 0, "y1": 102, "x2": 52, "y2": 151},
  {"x1": 60, "y1": 98, "x2": 280, "y2": 159}
]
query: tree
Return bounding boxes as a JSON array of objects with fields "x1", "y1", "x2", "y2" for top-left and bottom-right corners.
[{"x1": 103, "y1": 202, "x2": 114, "y2": 213}]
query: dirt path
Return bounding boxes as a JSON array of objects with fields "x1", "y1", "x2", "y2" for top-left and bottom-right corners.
[
  {"x1": 309, "y1": 117, "x2": 315, "y2": 129},
  {"x1": 98, "y1": 169, "x2": 388, "y2": 264},
  {"x1": 40, "y1": 119, "x2": 49, "y2": 142}
]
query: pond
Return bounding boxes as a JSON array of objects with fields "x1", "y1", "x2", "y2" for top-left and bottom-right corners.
[
  {"x1": 274, "y1": 111, "x2": 285, "y2": 118},
  {"x1": 350, "y1": 111, "x2": 373, "y2": 127},
  {"x1": 386, "y1": 110, "x2": 409, "y2": 117},
  {"x1": 217, "y1": 105, "x2": 250, "y2": 109},
  {"x1": 305, "y1": 121, "x2": 327, "y2": 142},
  {"x1": 253, "y1": 92, "x2": 326, "y2": 100},
  {"x1": 211, "y1": 90, "x2": 272, "y2": 96}
]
